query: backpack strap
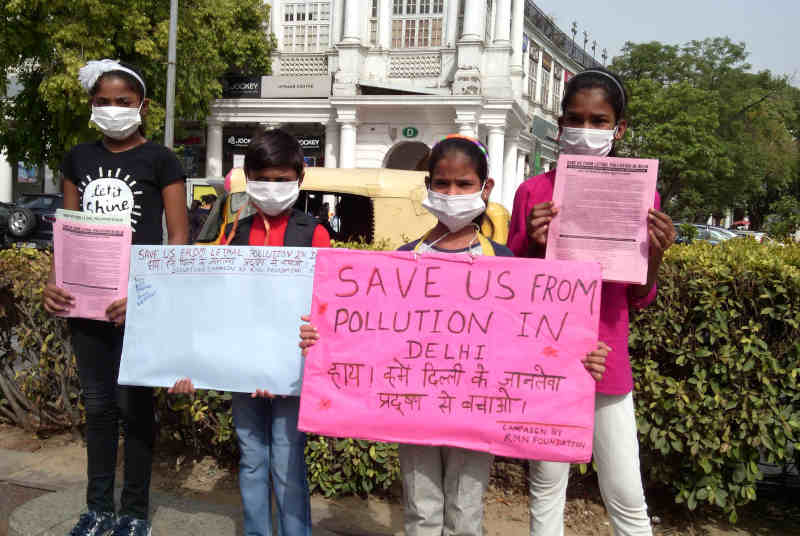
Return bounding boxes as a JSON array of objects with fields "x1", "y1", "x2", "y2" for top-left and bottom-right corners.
[{"x1": 284, "y1": 208, "x2": 319, "y2": 247}]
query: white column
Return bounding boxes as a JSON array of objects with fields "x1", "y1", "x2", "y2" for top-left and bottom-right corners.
[
  {"x1": 325, "y1": 120, "x2": 340, "y2": 168},
  {"x1": 460, "y1": 0, "x2": 482, "y2": 41},
  {"x1": 379, "y1": 0, "x2": 392, "y2": 49},
  {"x1": 487, "y1": 125, "x2": 505, "y2": 204},
  {"x1": 516, "y1": 151, "x2": 527, "y2": 188},
  {"x1": 457, "y1": 122, "x2": 475, "y2": 137},
  {"x1": 342, "y1": 0, "x2": 361, "y2": 44},
  {"x1": 333, "y1": 0, "x2": 344, "y2": 44},
  {"x1": 338, "y1": 108, "x2": 358, "y2": 168},
  {"x1": 206, "y1": 119, "x2": 223, "y2": 177},
  {"x1": 493, "y1": 0, "x2": 511, "y2": 44},
  {"x1": 446, "y1": 0, "x2": 460, "y2": 46},
  {"x1": 271, "y1": 1, "x2": 283, "y2": 52},
  {"x1": 502, "y1": 131, "x2": 518, "y2": 208},
  {"x1": 339, "y1": 123, "x2": 356, "y2": 168},
  {"x1": 455, "y1": 109, "x2": 479, "y2": 138},
  {"x1": 511, "y1": 0, "x2": 524, "y2": 69},
  {"x1": 0, "y1": 150, "x2": 12, "y2": 202}
]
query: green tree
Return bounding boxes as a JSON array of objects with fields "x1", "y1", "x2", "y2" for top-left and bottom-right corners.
[
  {"x1": 0, "y1": 0, "x2": 275, "y2": 171},
  {"x1": 611, "y1": 38, "x2": 799, "y2": 224}
]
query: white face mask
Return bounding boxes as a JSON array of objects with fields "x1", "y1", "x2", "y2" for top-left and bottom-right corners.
[
  {"x1": 246, "y1": 180, "x2": 300, "y2": 216},
  {"x1": 90, "y1": 105, "x2": 143, "y2": 140},
  {"x1": 558, "y1": 126, "x2": 618, "y2": 157},
  {"x1": 422, "y1": 186, "x2": 487, "y2": 232}
]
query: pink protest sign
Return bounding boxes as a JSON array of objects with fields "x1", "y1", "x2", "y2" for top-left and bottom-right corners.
[{"x1": 299, "y1": 249, "x2": 602, "y2": 462}]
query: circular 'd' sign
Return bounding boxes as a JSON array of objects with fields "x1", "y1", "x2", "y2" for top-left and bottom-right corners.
[{"x1": 402, "y1": 126, "x2": 419, "y2": 138}]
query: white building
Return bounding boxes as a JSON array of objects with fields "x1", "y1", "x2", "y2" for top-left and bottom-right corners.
[{"x1": 201, "y1": 0, "x2": 598, "y2": 210}]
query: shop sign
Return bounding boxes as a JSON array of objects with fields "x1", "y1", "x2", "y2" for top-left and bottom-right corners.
[
  {"x1": 297, "y1": 135, "x2": 322, "y2": 150},
  {"x1": 261, "y1": 75, "x2": 331, "y2": 98},
  {"x1": 226, "y1": 135, "x2": 252, "y2": 149},
  {"x1": 225, "y1": 134, "x2": 322, "y2": 151},
  {"x1": 401, "y1": 126, "x2": 419, "y2": 138},
  {"x1": 222, "y1": 76, "x2": 262, "y2": 98}
]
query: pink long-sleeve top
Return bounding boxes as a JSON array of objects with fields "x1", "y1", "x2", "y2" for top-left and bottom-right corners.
[{"x1": 508, "y1": 170, "x2": 660, "y2": 395}]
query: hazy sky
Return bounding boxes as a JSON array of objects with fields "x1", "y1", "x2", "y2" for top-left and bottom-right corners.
[{"x1": 534, "y1": 0, "x2": 799, "y2": 82}]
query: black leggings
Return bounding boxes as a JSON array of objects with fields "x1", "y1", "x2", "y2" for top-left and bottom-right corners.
[{"x1": 70, "y1": 319, "x2": 154, "y2": 519}]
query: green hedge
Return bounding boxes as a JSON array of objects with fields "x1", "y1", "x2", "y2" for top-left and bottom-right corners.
[
  {"x1": 630, "y1": 239, "x2": 800, "y2": 521},
  {"x1": 1, "y1": 239, "x2": 798, "y2": 517}
]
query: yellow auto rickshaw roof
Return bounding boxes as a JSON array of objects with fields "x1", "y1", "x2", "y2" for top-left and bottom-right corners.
[{"x1": 300, "y1": 168, "x2": 428, "y2": 199}]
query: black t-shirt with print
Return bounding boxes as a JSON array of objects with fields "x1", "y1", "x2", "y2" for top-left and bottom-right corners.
[{"x1": 61, "y1": 141, "x2": 186, "y2": 245}]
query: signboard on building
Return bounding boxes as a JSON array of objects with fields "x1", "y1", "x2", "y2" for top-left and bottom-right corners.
[
  {"x1": 297, "y1": 135, "x2": 322, "y2": 150},
  {"x1": 222, "y1": 76, "x2": 262, "y2": 98},
  {"x1": 401, "y1": 127, "x2": 419, "y2": 138},
  {"x1": 261, "y1": 75, "x2": 331, "y2": 98},
  {"x1": 532, "y1": 116, "x2": 558, "y2": 142},
  {"x1": 225, "y1": 134, "x2": 252, "y2": 149},
  {"x1": 542, "y1": 53, "x2": 553, "y2": 71},
  {"x1": 225, "y1": 133, "x2": 322, "y2": 152}
]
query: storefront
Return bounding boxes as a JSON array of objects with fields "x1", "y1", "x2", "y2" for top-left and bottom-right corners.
[{"x1": 221, "y1": 124, "x2": 325, "y2": 173}]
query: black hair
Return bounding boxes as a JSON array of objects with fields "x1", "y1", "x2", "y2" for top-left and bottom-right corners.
[
  {"x1": 427, "y1": 137, "x2": 489, "y2": 184},
  {"x1": 245, "y1": 128, "x2": 305, "y2": 178},
  {"x1": 561, "y1": 67, "x2": 627, "y2": 123},
  {"x1": 88, "y1": 61, "x2": 146, "y2": 103}
]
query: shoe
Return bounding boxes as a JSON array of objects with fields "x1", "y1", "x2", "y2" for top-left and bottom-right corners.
[
  {"x1": 112, "y1": 516, "x2": 151, "y2": 536},
  {"x1": 68, "y1": 511, "x2": 115, "y2": 536}
]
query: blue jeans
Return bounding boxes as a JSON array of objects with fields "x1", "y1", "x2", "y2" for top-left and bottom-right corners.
[{"x1": 232, "y1": 394, "x2": 311, "y2": 536}]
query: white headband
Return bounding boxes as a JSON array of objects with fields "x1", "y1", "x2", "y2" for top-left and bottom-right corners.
[
  {"x1": 574, "y1": 70, "x2": 625, "y2": 109},
  {"x1": 78, "y1": 59, "x2": 146, "y2": 97}
]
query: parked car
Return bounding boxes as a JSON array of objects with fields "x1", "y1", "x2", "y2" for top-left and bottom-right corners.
[
  {"x1": 733, "y1": 230, "x2": 773, "y2": 243},
  {"x1": 675, "y1": 223, "x2": 738, "y2": 245},
  {"x1": 3, "y1": 193, "x2": 64, "y2": 249},
  {"x1": 0, "y1": 201, "x2": 11, "y2": 247}
]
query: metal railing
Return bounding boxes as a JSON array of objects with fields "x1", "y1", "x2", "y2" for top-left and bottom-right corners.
[{"x1": 524, "y1": 1, "x2": 601, "y2": 70}]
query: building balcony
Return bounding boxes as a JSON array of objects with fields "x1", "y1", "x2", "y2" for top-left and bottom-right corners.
[{"x1": 388, "y1": 50, "x2": 443, "y2": 79}]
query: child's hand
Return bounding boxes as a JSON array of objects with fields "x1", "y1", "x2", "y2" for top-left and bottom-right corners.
[
  {"x1": 252, "y1": 389, "x2": 276, "y2": 399},
  {"x1": 582, "y1": 342, "x2": 610, "y2": 382},
  {"x1": 43, "y1": 283, "x2": 74, "y2": 315},
  {"x1": 299, "y1": 314, "x2": 319, "y2": 357},
  {"x1": 527, "y1": 201, "x2": 559, "y2": 252},
  {"x1": 106, "y1": 297, "x2": 127, "y2": 326},
  {"x1": 647, "y1": 209, "x2": 676, "y2": 260},
  {"x1": 169, "y1": 378, "x2": 195, "y2": 394}
]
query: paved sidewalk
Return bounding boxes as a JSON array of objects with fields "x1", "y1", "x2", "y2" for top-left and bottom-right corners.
[{"x1": 1, "y1": 447, "x2": 403, "y2": 536}]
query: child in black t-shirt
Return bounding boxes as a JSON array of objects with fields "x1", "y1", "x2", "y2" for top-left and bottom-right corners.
[{"x1": 42, "y1": 59, "x2": 189, "y2": 536}]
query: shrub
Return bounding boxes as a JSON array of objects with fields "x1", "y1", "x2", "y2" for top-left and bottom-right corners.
[
  {"x1": 1, "y1": 239, "x2": 797, "y2": 518},
  {"x1": 0, "y1": 248, "x2": 81, "y2": 431},
  {"x1": 630, "y1": 239, "x2": 800, "y2": 522}
]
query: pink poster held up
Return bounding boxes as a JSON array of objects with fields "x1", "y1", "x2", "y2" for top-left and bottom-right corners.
[
  {"x1": 547, "y1": 155, "x2": 659, "y2": 285},
  {"x1": 53, "y1": 210, "x2": 132, "y2": 321},
  {"x1": 298, "y1": 249, "x2": 602, "y2": 463}
]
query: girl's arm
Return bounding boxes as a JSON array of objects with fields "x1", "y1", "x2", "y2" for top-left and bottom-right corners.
[
  {"x1": 43, "y1": 179, "x2": 80, "y2": 314},
  {"x1": 163, "y1": 181, "x2": 190, "y2": 245},
  {"x1": 630, "y1": 208, "x2": 675, "y2": 301}
]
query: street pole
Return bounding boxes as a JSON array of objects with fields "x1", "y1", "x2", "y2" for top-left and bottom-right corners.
[{"x1": 164, "y1": 0, "x2": 178, "y2": 149}]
